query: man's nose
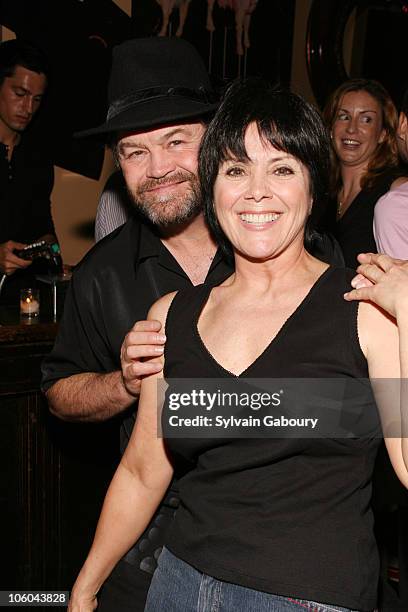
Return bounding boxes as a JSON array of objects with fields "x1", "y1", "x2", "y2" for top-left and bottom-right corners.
[
  {"x1": 147, "y1": 150, "x2": 176, "y2": 178},
  {"x1": 22, "y1": 96, "x2": 34, "y2": 116}
]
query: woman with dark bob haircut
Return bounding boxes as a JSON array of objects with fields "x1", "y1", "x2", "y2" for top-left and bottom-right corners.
[
  {"x1": 323, "y1": 78, "x2": 400, "y2": 268},
  {"x1": 200, "y1": 78, "x2": 330, "y2": 261},
  {"x1": 69, "y1": 79, "x2": 408, "y2": 612}
]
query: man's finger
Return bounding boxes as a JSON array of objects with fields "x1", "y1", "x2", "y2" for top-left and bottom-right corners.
[
  {"x1": 356, "y1": 252, "x2": 375, "y2": 265},
  {"x1": 355, "y1": 263, "x2": 385, "y2": 284},
  {"x1": 130, "y1": 361, "x2": 163, "y2": 377},
  {"x1": 357, "y1": 252, "x2": 403, "y2": 272},
  {"x1": 350, "y1": 273, "x2": 373, "y2": 289},
  {"x1": 132, "y1": 319, "x2": 162, "y2": 332},
  {"x1": 344, "y1": 287, "x2": 373, "y2": 302},
  {"x1": 124, "y1": 330, "x2": 166, "y2": 348},
  {"x1": 124, "y1": 344, "x2": 164, "y2": 360}
]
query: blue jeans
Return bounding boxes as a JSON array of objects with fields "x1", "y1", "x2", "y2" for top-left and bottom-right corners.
[{"x1": 144, "y1": 548, "x2": 364, "y2": 612}]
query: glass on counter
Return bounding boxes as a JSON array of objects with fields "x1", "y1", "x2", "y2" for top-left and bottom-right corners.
[{"x1": 20, "y1": 288, "x2": 40, "y2": 318}]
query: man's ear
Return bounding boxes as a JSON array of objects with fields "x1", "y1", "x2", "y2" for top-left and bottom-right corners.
[{"x1": 398, "y1": 112, "x2": 408, "y2": 140}]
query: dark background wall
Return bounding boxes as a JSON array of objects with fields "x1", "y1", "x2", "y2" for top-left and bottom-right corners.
[
  {"x1": 0, "y1": 0, "x2": 295, "y2": 178},
  {"x1": 2, "y1": 0, "x2": 408, "y2": 178}
]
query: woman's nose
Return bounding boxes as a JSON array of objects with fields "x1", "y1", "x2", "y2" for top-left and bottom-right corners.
[
  {"x1": 345, "y1": 117, "x2": 357, "y2": 134},
  {"x1": 245, "y1": 171, "x2": 270, "y2": 202}
]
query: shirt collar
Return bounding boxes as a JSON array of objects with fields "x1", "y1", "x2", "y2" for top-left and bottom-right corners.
[{"x1": 129, "y1": 215, "x2": 228, "y2": 280}]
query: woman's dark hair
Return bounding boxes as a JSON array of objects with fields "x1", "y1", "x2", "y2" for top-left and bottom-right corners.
[
  {"x1": 323, "y1": 78, "x2": 398, "y2": 195},
  {"x1": 0, "y1": 39, "x2": 49, "y2": 87},
  {"x1": 199, "y1": 78, "x2": 331, "y2": 261}
]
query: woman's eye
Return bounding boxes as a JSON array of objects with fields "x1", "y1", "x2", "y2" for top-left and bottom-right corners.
[
  {"x1": 274, "y1": 166, "x2": 293, "y2": 176},
  {"x1": 361, "y1": 116, "x2": 372, "y2": 124},
  {"x1": 337, "y1": 113, "x2": 349, "y2": 121},
  {"x1": 225, "y1": 166, "x2": 245, "y2": 177}
]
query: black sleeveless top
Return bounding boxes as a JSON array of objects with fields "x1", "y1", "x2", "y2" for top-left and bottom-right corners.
[
  {"x1": 163, "y1": 267, "x2": 381, "y2": 611},
  {"x1": 334, "y1": 175, "x2": 395, "y2": 269}
]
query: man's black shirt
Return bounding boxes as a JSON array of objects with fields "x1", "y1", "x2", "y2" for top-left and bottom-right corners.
[
  {"x1": 42, "y1": 215, "x2": 232, "y2": 449},
  {"x1": 0, "y1": 138, "x2": 55, "y2": 244},
  {"x1": 0, "y1": 137, "x2": 55, "y2": 304}
]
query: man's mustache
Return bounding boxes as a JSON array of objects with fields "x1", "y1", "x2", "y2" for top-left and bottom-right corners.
[{"x1": 137, "y1": 170, "x2": 195, "y2": 195}]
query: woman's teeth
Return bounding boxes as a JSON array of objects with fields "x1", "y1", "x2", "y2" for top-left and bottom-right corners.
[{"x1": 239, "y1": 213, "x2": 280, "y2": 223}]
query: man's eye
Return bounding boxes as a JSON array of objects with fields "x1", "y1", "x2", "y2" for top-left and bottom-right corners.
[
  {"x1": 122, "y1": 150, "x2": 144, "y2": 160},
  {"x1": 225, "y1": 166, "x2": 244, "y2": 177},
  {"x1": 274, "y1": 166, "x2": 293, "y2": 176},
  {"x1": 169, "y1": 139, "x2": 183, "y2": 147},
  {"x1": 14, "y1": 91, "x2": 25, "y2": 97}
]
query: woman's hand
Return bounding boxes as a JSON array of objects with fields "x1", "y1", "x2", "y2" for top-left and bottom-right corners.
[{"x1": 344, "y1": 252, "x2": 408, "y2": 319}]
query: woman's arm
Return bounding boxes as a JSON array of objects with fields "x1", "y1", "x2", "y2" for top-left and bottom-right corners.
[
  {"x1": 68, "y1": 292, "x2": 177, "y2": 612},
  {"x1": 346, "y1": 256, "x2": 408, "y2": 487}
]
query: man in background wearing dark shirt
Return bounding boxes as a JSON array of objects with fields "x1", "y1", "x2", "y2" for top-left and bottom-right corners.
[{"x1": 0, "y1": 39, "x2": 56, "y2": 301}]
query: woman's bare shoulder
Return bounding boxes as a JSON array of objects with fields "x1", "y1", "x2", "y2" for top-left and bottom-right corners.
[
  {"x1": 147, "y1": 291, "x2": 178, "y2": 326},
  {"x1": 357, "y1": 299, "x2": 398, "y2": 365}
]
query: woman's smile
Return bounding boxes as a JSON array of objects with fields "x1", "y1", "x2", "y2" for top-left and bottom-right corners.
[{"x1": 214, "y1": 123, "x2": 311, "y2": 260}]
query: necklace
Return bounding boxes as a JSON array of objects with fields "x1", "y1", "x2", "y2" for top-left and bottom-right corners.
[{"x1": 164, "y1": 238, "x2": 216, "y2": 285}]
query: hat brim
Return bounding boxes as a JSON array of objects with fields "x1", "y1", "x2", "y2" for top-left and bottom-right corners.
[{"x1": 75, "y1": 96, "x2": 219, "y2": 138}]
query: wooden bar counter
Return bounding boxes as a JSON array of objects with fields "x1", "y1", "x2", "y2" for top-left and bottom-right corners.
[{"x1": 0, "y1": 306, "x2": 120, "y2": 598}]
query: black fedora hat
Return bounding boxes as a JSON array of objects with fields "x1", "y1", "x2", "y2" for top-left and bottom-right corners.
[{"x1": 77, "y1": 37, "x2": 218, "y2": 138}]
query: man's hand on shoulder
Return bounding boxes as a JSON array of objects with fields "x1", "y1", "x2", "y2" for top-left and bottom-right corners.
[
  {"x1": 345, "y1": 252, "x2": 408, "y2": 319},
  {"x1": 120, "y1": 319, "x2": 166, "y2": 397},
  {"x1": 45, "y1": 321, "x2": 166, "y2": 422},
  {"x1": 0, "y1": 240, "x2": 32, "y2": 275}
]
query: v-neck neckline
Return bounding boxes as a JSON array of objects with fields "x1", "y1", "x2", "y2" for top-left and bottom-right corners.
[
  {"x1": 194, "y1": 266, "x2": 333, "y2": 378},
  {"x1": 336, "y1": 189, "x2": 363, "y2": 224}
]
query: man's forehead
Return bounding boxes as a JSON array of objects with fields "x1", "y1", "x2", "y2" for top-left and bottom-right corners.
[
  {"x1": 7, "y1": 65, "x2": 47, "y2": 93},
  {"x1": 118, "y1": 120, "x2": 206, "y2": 144}
]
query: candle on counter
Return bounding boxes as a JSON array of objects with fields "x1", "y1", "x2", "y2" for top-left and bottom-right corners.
[{"x1": 20, "y1": 289, "x2": 40, "y2": 317}]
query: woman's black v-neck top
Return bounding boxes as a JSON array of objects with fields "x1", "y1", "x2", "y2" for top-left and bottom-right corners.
[
  {"x1": 334, "y1": 175, "x2": 395, "y2": 269},
  {"x1": 163, "y1": 267, "x2": 381, "y2": 611}
]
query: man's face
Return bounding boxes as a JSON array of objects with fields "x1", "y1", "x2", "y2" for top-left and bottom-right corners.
[
  {"x1": 0, "y1": 65, "x2": 47, "y2": 136},
  {"x1": 117, "y1": 122, "x2": 206, "y2": 226}
]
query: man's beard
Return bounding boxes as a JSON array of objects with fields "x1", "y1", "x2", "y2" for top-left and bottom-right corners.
[{"x1": 127, "y1": 170, "x2": 202, "y2": 226}]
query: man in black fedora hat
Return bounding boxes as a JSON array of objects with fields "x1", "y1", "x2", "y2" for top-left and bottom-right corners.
[{"x1": 42, "y1": 37, "x2": 231, "y2": 611}]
